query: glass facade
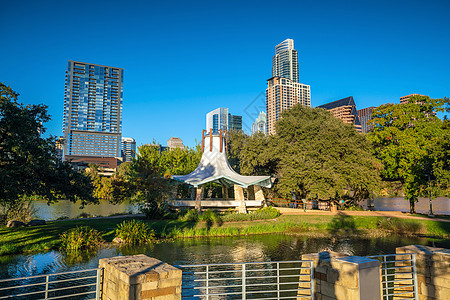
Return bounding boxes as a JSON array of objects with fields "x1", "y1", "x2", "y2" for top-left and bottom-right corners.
[
  {"x1": 121, "y1": 137, "x2": 136, "y2": 162},
  {"x1": 206, "y1": 107, "x2": 242, "y2": 133},
  {"x1": 63, "y1": 61, "x2": 123, "y2": 158},
  {"x1": 272, "y1": 39, "x2": 299, "y2": 82}
]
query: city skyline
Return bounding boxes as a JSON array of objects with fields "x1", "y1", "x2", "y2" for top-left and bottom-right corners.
[{"x1": 1, "y1": 0, "x2": 449, "y2": 147}]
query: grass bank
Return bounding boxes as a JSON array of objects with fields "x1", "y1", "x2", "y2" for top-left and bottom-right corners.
[{"x1": 0, "y1": 214, "x2": 448, "y2": 256}]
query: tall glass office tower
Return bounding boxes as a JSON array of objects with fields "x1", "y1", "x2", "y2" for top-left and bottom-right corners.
[
  {"x1": 272, "y1": 39, "x2": 299, "y2": 82},
  {"x1": 63, "y1": 60, "x2": 123, "y2": 159},
  {"x1": 206, "y1": 107, "x2": 242, "y2": 133}
]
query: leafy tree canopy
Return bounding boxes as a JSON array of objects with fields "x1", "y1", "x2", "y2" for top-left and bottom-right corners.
[
  {"x1": 368, "y1": 95, "x2": 450, "y2": 213},
  {"x1": 0, "y1": 82, "x2": 94, "y2": 214},
  {"x1": 229, "y1": 104, "x2": 381, "y2": 205}
]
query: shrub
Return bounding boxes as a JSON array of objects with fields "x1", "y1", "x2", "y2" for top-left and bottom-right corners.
[
  {"x1": 199, "y1": 209, "x2": 223, "y2": 226},
  {"x1": 180, "y1": 209, "x2": 199, "y2": 222},
  {"x1": 115, "y1": 219, "x2": 155, "y2": 245},
  {"x1": 60, "y1": 226, "x2": 104, "y2": 252},
  {"x1": 222, "y1": 207, "x2": 280, "y2": 222},
  {"x1": 378, "y1": 218, "x2": 423, "y2": 234}
]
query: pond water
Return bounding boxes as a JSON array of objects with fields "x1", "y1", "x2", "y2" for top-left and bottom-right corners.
[
  {"x1": 1, "y1": 234, "x2": 448, "y2": 280},
  {"x1": 32, "y1": 197, "x2": 449, "y2": 221},
  {"x1": 32, "y1": 200, "x2": 139, "y2": 220}
]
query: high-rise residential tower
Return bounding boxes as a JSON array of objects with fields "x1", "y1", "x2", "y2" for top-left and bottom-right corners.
[
  {"x1": 63, "y1": 61, "x2": 123, "y2": 161},
  {"x1": 206, "y1": 107, "x2": 242, "y2": 133},
  {"x1": 266, "y1": 39, "x2": 311, "y2": 135},
  {"x1": 272, "y1": 39, "x2": 299, "y2": 82},
  {"x1": 121, "y1": 137, "x2": 136, "y2": 162}
]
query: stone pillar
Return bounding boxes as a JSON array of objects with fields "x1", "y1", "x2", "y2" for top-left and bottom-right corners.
[
  {"x1": 222, "y1": 186, "x2": 229, "y2": 200},
  {"x1": 195, "y1": 186, "x2": 203, "y2": 211},
  {"x1": 396, "y1": 245, "x2": 450, "y2": 300},
  {"x1": 234, "y1": 185, "x2": 246, "y2": 214},
  {"x1": 234, "y1": 185, "x2": 244, "y2": 200},
  {"x1": 254, "y1": 185, "x2": 265, "y2": 200},
  {"x1": 99, "y1": 254, "x2": 182, "y2": 300},
  {"x1": 301, "y1": 252, "x2": 381, "y2": 300}
]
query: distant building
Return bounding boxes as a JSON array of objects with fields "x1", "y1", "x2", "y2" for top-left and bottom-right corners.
[
  {"x1": 206, "y1": 107, "x2": 242, "y2": 133},
  {"x1": 318, "y1": 96, "x2": 362, "y2": 132},
  {"x1": 145, "y1": 143, "x2": 168, "y2": 153},
  {"x1": 266, "y1": 39, "x2": 311, "y2": 135},
  {"x1": 266, "y1": 77, "x2": 311, "y2": 135},
  {"x1": 167, "y1": 137, "x2": 185, "y2": 150},
  {"x1": 63, "y1": 60, "x2": 123, "y2": 163},
  {"x1": 55, "y1": 136, "x2": 64, "y2": 160},
  {"x1": 228, "y1": 115, "x2": 242, "y2": 131},
  {"x1": 251, "y1": 112, "x2": 267, "y2": 135},
  {"x1": 400, "y1": 93, "x2": 426, "y2": 104},
  {"x1": 121, "y1": 137, "x2": 136, "y2": 162},
  {"x1": 357, "y1": 107, "x2": 375, "y2": 133}
]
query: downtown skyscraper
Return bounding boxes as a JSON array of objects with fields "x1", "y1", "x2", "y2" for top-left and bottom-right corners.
[
  {"x1": 266, "y1": 39, "x2": 310, "y2": 135},
  {"x1": 63, "y1": 61, "x2": 123, "y2": 161},
  {"x1": 206, "y1": 107, "x2": 242, "y2": 133}
]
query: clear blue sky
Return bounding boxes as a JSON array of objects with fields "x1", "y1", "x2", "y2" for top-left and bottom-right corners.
[{"x1": 1, "y1": 0, "x2": 449, "y2": 148}]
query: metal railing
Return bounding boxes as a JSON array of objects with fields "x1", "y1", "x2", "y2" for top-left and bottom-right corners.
[
  {"x1": 0, "y1": 268, "x2": 102, "y2": 300},
  {"x1": 177, "y1": 260, "x2": 314, "y2": 299},
  {"x1": 367, "y1": 253, "x2": 418, "y2": 300}
]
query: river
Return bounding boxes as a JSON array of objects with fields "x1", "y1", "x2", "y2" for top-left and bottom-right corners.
[{"x1": 0, "y1": 234, "x2": 448, "y2": 280}]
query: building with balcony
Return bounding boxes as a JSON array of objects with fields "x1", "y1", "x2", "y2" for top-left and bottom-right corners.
[
  {"x1": 63, "y1": 61, "x2": 123, "y2": 163},
  {"x1": 266, "y1": 39, "x2": 311, "y2": 135}
]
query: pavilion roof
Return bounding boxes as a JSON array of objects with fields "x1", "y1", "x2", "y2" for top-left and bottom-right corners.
[{"x1": 172, "y1": 133, "x2": 272, "y2": 188}]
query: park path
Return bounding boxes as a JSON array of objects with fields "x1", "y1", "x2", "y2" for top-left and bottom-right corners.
[{"x1": 275, "y1": 208, "x2": 450, "y2": 223}]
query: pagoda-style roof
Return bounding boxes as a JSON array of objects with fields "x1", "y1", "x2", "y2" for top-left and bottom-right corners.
[{"x1": 172, "y1": 130, "x2": 272, "y2": 188}]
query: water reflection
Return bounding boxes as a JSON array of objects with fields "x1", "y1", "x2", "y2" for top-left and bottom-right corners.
[
  {"x1": 32, "y1": 200, "x2": 139, "y2": 220},
  {"x1": 1, "y1": 234, "x2": 448, "y2": 280}
]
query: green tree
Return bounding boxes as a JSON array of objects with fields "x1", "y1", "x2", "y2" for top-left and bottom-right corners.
[
  {"x1": 274, "y1": 104, "x2": 381, "y2": 204},
  {"x1": 0, "y1": 83, "x2": 94, "y2": 221},
  {"x1": 368, "y1": 95, "x2": 450, "y2": 213},
  {"x1": 129, "y1": 144, "x2": 172, "y2": 217}
]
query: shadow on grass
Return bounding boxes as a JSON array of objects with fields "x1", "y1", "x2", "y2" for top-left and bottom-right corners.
[{"x1": 327, "y1": 212, "x2": 361, "y2": 236}]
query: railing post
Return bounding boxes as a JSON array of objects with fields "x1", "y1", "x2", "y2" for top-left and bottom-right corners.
[
  {"x1": 95, "y1": 268, "x2": 102, "y2": 300},
  {"x1": 310, "y1": 261, "x2": 314, "y2": 298},
  {"x1": 242, "y1": 264, "x2": 246, "y2": 300},
  {"x1": 206, "y1": 265, "x2": 209, "y2": 300},
  {"x1": 382, "y1": 255, "x2": 388, "y2": 299},
  {"x1": 276, "y1": 262, "x2": 280, "y2": 299},
  {"x1": 44, "y1": 275, "x2": 49, "y2": 300},
  {"x1": 411, "y1": 254, "x2": 419, "y2": 300}
]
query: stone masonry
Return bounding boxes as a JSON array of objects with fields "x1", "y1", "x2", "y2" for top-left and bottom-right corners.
[
  {"x1": 98, "y1": 255, "x2": 182, "y2": 300},
  {"x1": 396, "y1": 245, "x2": 450, "y2": 300},
  {"x1": 301, "y1": 251, "x2": 381, "y2": 300}
]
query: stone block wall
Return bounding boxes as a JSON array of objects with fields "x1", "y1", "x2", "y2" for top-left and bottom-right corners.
[
  {"x1": 98, "y1": 254, "x2": 182, "y2": 300},
  {"x1": 301, "y1": 251, "x2": 381, "y2": 300},
  {"x1": 396, "y1": 245, "x2": 450, "y2": 300}
]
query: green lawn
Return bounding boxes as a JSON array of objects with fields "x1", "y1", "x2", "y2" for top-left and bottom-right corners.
[{"x1": 0, "y1": 214, "x2": 448, "y2": 256}]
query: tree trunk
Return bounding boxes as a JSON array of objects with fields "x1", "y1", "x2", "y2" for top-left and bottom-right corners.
[{"x1": 409, "y1": 199, "x2": 416, "y2": 214}]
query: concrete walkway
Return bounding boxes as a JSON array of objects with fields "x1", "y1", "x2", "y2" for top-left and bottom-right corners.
[{"x1": 275, "y1": 207, "x2": 450, "y2": 222}]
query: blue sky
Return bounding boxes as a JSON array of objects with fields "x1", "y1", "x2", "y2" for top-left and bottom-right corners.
[{"x1": 1, "y1": 0, "x2": 449, "y2": 147}]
